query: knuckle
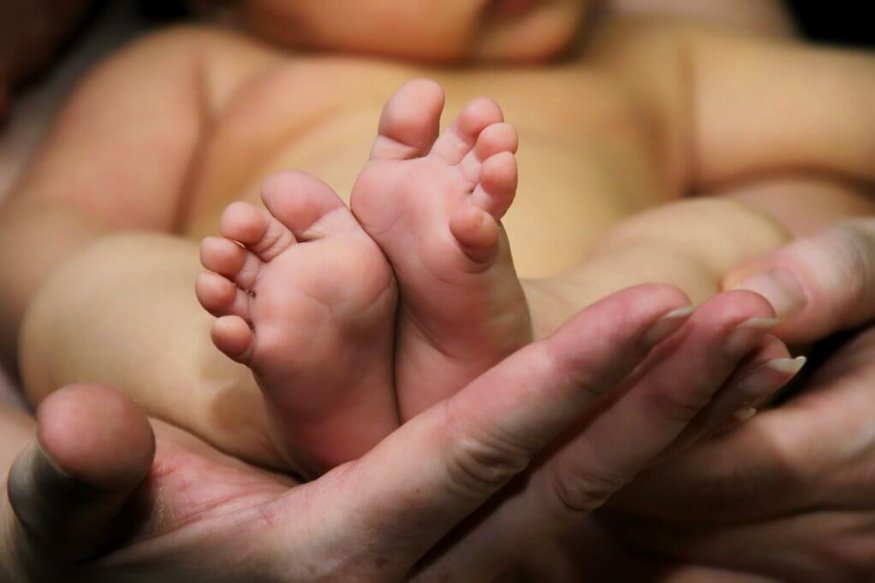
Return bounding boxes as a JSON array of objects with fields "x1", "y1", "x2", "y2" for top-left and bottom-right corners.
[
  {"x1": 549, "y1": 458, "x2": 631, "y2": 515},
  {"x1": 647, "y1": 387, "x2": 711, "y2": 425},
  {"x1": 691, "y1": 452, "x2": 807, "y2": 515},
  {"x1": 441, "y1": 402, "x2": 532, "y2": 496},
  {"x1": 820, "y1": 533, "x2": 875, "y2": 580},
  {"x1": 834, "y1": 222, "x2": 875, "y2": 306}
]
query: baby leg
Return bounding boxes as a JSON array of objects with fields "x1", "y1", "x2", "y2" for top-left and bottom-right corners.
[
  {"x1": 18, "y1": 232, "x2": 289, "y2": 468},
  {"x1": 352, "y1": 79, "x2": 531, "y2": 419},
  {"x1": 526, "y1": 197, "x2": 795, "y2": 337},
  {"x1": 197, "y1": 172, "x2": 399, "y2": 474}
]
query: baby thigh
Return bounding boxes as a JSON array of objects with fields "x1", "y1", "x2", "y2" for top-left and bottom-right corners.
[
  {"x1": 532, "y1": 198, "x2": 792, "y2": 331},
  {"x1": 18, "y1": 232, "x2": 280, "y2": 468}
]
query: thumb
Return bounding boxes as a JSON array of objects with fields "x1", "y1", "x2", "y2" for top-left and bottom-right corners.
[
  {"x1": 723, "y1": 220, "x2": 875, "y2": 344},
  {"x1": 6, "y1": 384, "x2": 154, "y2": 568}
]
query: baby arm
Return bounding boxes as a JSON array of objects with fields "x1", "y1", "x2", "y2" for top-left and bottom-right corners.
[
  {"x1": 658, "y1": 18, "x2": 874, "y2": 232},
  {"x1": 607, "y1": 0, "x2": 795, "y2": 38},
  {"x1": 4, "y1": 28, "x2": 292, "y2": 467},
  {"x1": 687, "y1": 22, "x2": 875, "y2": 235},
  {"x1": 529, "y1": 195, "x2": 794, "y2": 339},
  {"x1": 531, "y1": 18, "x2": 875, "y2": 331},
  {"x1": 0, "y1": 27, "x2": 207, "y2": 364}
]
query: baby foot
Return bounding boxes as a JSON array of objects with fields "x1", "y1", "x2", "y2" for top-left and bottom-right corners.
[
  {"x1": 196, "y1": 171, "x2": 399, "y2": 475},
  {"x1": 351, "y1": 79, "x2": 532, "y2": 418}
]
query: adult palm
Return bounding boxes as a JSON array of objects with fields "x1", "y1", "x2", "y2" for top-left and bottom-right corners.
[
  {"x1": 2, "y1": 284, "x2": 782, "y2": 582},
  {"x1": 2, "y1": 285, "x2": 704, "y2": 582},
  {"x1": 600, "y1": 222, "x2": 875, "y2": 581}
]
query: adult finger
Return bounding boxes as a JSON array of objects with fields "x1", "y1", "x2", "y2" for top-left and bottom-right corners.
[
  {"x1": 604, "y1": 505, "x2": 875, "y2": 581},
  {"x1": 606, "y1": 363, "x2": 870, "y2": 524},
  {"x1": 679, "y1": 335, "x2": 800, "y2": 442},
  {"x1": 291, "y1": 284, "x2": 691, "y2": 581},
  {"x1": 3, "y1": 384, "x2": 154, "y2": 575},
  {"x1": 418, "y1": 290, "x2": 786, "y2": 580},
  {"x1": 723, "y1": 219, "x2": 875, "y2": 344}
]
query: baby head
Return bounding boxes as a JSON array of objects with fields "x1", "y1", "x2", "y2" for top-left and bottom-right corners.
[{"x1": 191, "y1": 0, "x2": 593, "y2": 63}]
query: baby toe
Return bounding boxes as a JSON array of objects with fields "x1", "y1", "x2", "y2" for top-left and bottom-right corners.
[
  {"x1": 471, "y1": 151, "x2": 518, "y2": 218},
  {"x1": 196, "y1": 271, "x2": 251, "y2": 320},
  {"x1": 449, "y1": 205, "x2": 501, "y2": 264},
  {"x1": 200, "y1": 236, "x2": 247, "y2": 275},
  {"x1": 262, "y1": 171, "x2": 353, "y2": 241},
  {"x1": 371, "y1": 78, "x2": 445, "y2": 161},
  {"x1": 474, "y1": 122, "x2": 518, "y2": 161},
  {"x1": 431, "y1": 97, "x2": 504, "y2": 164},
  {"x1": 220, "y1": 202, "x2": 294, "y2": 262},
  {"x1": 220, "y1": 202, "x2": 270, "y2": 245},
  {"x1": 211, "y1": 315, "x2": 253, "y2": 363}
]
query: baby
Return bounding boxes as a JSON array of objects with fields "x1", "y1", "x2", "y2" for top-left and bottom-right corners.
[
  {"x1": 3, "y1": 0, "x2": 875, "y2": 476},
  {"x1": 193, "y1": 79, "x2": 799, "y2": 475}
]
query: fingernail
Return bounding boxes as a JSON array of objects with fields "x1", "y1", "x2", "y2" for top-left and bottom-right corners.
[
  {"x1": 765, "y1": 355, "x2": 807, "y2": 376},
  {"x1": 725, "y1": 317, "x2": 779, "y2": 354},
  {"x1": 641, "y1": 306, "x2": 694, "y2": 346},
  {"x1": 733, "y1": 356, "x2": 806, "y2": 401},
  {"x1": 710, "y1": 406, "x2": 758, "y2": 437},
  {"x1": 731, "y1": 269, "x2": 807, "y2": 318},
  {"x1": 737, "y1": 317, "x2": 780, "y2": 330},
  {"x1": 732, "y1": 407, "x2": 757, "y2": 422}
]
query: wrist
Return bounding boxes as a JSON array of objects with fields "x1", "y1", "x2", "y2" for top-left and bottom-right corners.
[
  {"x1": 0, "y1": 406, "x2": 36, "y2": 582},
  {"x1": 0, "y1": 510, "x2": 31, "y2": 583}
]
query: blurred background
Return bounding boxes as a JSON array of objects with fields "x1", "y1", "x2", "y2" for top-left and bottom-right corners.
[
  {"x1": 0, "y1": 0, "x2": 872, "y2": 406},
  {"x1": 788, "y1": 1, "x2": 874, "y2": 47}
]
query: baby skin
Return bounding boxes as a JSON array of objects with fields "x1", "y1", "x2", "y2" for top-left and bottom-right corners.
[
  {"x1": 12, "y1": 15, "x2": 875, "y2": 477},
  {"x1": 197, "y1": 80, "x2": 800, "y2": 472},
  {"x1": 197, "y1": 80, "x2": 531, "y2": 469}
]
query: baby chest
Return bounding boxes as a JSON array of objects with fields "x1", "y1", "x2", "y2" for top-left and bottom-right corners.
[{"x1": 190, "y1": 60, "x2": 667, "y2": 275}]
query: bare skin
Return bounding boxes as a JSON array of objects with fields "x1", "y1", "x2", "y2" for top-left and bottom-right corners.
[
  {"x1": 6, "y1": 16, "x2": 875, "y2": 473},
  {"x1": 1, "y1": 285, "x2": 796, "y2": 582},
  {"x1": 350, "y1": 80, "x2": 530, "y2": 418},
  {"x1": 197, "y1": 171, "x2": 399, "y2": 472},
  {"x1": 5, "y1": 0, "x2": 866, "y2": 580},
  {"x1": 198, "y1": 80, "x2": 529, "y2": 469},
  {"x1": 196, "y1": 78, "x2": 809, "y2": 471}
]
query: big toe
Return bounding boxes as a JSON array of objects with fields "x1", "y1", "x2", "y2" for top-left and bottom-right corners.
[
  {"x1": 370, "y1": 78, "x2": 445, "y2": 161},
  {"x1": 261, "y1": 171, "x2": 358, "y2": 240}
]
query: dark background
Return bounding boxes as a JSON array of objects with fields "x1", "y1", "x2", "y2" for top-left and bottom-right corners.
[
  {"x1": 786, "y1": 1, "x2": 874, "y2": 47},
  {"x1": 139, "y1": 1, "x2": 874, "y2": 47}
]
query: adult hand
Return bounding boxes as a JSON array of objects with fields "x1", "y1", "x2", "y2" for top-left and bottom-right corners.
[
  {"x1": 0, "y1": 284, "x2": 786, "y2": 581},
  {"x1": 725, "y1": 218, "x2": 875, "y2": 344},
  {"x1": 599, "y1": 221, "x2": 875, "y2": 581},
  {"x1": 0, "y1": 285, "x2": 691, "y2": 581}
]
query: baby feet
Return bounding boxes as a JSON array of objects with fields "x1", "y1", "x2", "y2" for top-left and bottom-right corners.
[
  {"x1": 196, "y1": 80, "x2": 802, "y2": 478},
  {"x1": 196, "y1": 171, "x2": 399, "y2": 474},
  {"x1": 352, "y1": 79, "x2": 532, "y2": 417},
  {"x1": 197, "y1": 79, "x2": 533, "y2": 471}
]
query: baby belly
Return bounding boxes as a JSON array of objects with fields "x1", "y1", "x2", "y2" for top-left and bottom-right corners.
[
  {"x1": 185, "y1": 75, "x2": 665, "y2": 278},
  {"x1": 191, "y1": 141, "x2": 656, "y2": 280}
]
